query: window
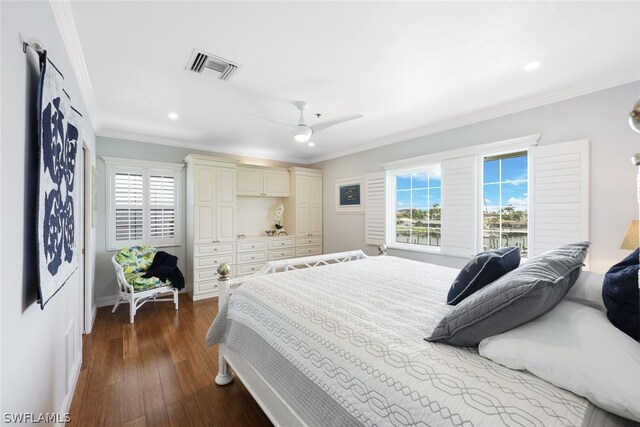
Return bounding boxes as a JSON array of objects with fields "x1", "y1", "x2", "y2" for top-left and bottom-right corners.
[
  {"x1": 393, "y1": 166, "x2": 441, "y2": 248},
  {"x1": 372, "y1": 135, "x2": 587, "y2": 258},
  {"x1": 106, "y1": 158, "x2": 182, "y2": 250},
  {"x1": 482, "y1": 151, "x2": 528, "y2": 256}
]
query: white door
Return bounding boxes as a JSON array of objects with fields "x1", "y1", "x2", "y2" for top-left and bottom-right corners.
[
  {"x1": 309, "y1": 176, "x2": 322, "y2": 236},
  {"x1": 195, "y1": 166, "x2": 216, "y2": 244},
  {"x1": 295, "y1": 175, "x2": 310, "y2": 236},
  {"x1": 216, "y1": 168, "x2": 236, "y2": 241}
]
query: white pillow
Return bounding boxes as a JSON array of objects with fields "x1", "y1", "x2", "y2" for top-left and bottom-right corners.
[
  {"x1": 479, "y1": 301, "x2": 640, "y2": 422},
  {"x1": 565, "y1": 271, "x2": 605, "y2": 311}
]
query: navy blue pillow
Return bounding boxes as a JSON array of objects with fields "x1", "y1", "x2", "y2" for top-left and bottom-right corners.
[
  {"x1": 603, "y1": 248, "x2": 639, "y2": 340},
  {"x1": 447, "y1": 247, "x2": 521, "y2": 305}
]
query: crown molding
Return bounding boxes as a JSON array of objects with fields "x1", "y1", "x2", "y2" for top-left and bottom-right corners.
[
  {"x1": 307, "y1": 72, "x2": 640, "y2": 165},
  {"x1": 49, "y1": 0, "x2": 100, "y2": 132},
  {"x1": 98, "y1": 128, "x2": 309, "y2": 165}
]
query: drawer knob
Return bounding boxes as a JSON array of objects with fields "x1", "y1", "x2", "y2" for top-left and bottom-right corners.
[
  {"x1": 251, "y1": 256, "x2": 254, "y2": 259},
  {"x1": 251, "y1": 245, "x2": 255, "y2": 248},
  {"x1": 214, "y1": 248, "x2": 218, "y2": 251}
]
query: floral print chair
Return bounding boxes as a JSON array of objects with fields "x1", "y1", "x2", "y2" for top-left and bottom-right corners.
[{"x1": 111, "y1": 245, "x2": 179, "y2": 323}]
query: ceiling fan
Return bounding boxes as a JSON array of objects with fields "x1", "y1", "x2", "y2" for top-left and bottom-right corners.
[{"x1": 248, "y1": 101, "x2": 363, "y2": 146}]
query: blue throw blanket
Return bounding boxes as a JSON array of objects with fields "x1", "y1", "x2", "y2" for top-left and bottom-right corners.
[{"x1": 143, "y1": 251, "x2": 185, "y2": 290}]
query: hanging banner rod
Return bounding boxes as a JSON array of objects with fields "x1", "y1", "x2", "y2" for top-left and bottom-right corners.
[{"x1": 23, "y1": 38, "x2": 45, "y2": 54}]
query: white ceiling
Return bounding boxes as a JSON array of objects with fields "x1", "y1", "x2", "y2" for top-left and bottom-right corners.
[{"x1": 69, "y1": 1, "x2": 640, "y2": 164}]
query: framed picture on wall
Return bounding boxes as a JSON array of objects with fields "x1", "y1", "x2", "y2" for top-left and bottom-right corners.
[{"x1": 335, "y1": 176, "x2": 364, "y2": 214}]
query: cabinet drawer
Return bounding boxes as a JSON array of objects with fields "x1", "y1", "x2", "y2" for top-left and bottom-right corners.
[
  {"x1": 195, "y1": 268, "x2": 219, "y2": 282},
  {"x1": 196, "y1": 281, "x2": 217, "y2": 293},
  {"x1": 296, "y1": 236, "x2": 322, "y2": 247},
  {"x1": 268, "y1": 238, "x2": 295, "y2": 249},
  {"x1": 237, "y1": 263, "x2": 265, "y2": 276},
  {"x1": 195, "y1": 255, "x2": 236, "y2": 270},
  {"x1": 237, "y1": 240, "x2": 267, "y2": 252},
  {"x1": 195, "y1": 242, "x2": 235, "y2": 257},
  {"x1": 238, "y1": 251, "x2": 267, "y2": 264},
  {"x1": 296, "y1": 246, "x2": 322, "y2": 257},
  {"x1": 269, "y1": 248, "x2": 295, "y2": 260}
]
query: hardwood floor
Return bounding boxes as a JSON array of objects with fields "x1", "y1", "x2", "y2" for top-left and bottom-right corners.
[{"x1": 69, "y1": 294, "x2": 272, "y2": 427}]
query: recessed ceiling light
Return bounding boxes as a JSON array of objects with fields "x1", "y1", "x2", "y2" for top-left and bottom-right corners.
[
  {"x1": 308, "y1": 142, "x2": 315, "y2": 147},
  {"x1": 168, "y1": 112, "x2": 179, "y2": 120},
  {"x1": 523, "y1": 61, "x2": 541, "y2": 72}
]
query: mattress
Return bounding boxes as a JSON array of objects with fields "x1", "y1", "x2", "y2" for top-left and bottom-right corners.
[{"x1": 206, "y1": 256, "x2": 633, "y2": 427}]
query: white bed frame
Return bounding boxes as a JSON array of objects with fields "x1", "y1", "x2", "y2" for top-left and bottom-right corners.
[{"x1": 213, "y1": 245, "x2": 387, "y2": 426}]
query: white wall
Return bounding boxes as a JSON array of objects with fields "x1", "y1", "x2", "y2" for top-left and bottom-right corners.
[
  {"x1": 1, "y1": 0, "x2": 96, "y2": 420},
  {"x1": 94, "y1": 136, "x2": 298, "y2": 305},
  {"x1": 312, "y1": 82, "x2": 640, "y2": 273}
]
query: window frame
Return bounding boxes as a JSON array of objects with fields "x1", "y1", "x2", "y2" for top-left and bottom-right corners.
[
  {"x1": 386, "y1": 163, "x2": 442, "y2": 254},
  {"x1": 104, "y1": 157, "x2": 184, "y2": 251},
  {"x1": 477, "y1": 149, "x2": 530, "y2": 257},
  {"x1": 379, "y1": 134, "x2": 540, "y2": 257}
]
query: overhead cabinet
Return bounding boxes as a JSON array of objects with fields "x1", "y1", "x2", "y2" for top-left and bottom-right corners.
[{"x1": 236, "y1": 165, "x2": 290, "y2": 197}]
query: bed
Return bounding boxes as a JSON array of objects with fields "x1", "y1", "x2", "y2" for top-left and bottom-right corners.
[{"x1": 206, "y1": 249, "x2": 636, "y2": 427}]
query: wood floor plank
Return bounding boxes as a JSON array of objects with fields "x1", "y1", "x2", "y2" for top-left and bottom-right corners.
[
  {"x1": 123, "y1": 416, "x2": 146, "y2": 427},
  {"x1": 68, "y1": 294, "x2": 272, "y2": 427}
]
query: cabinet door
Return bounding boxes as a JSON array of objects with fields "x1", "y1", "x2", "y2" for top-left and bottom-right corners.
[
  {"x1": 216, "y1": 168, "x2": 236, "y2": 241},
  {"x1": 236, "y1": 167, "x2": 263, "y2": 196},
  {"x1": 309, "y1": 176, "x2": 323, "y2": 236},
  {"x1": 295, "y1": 175, "x2": 310, "y2": 236},
  {"x1": 194, "y1": 167, "x2": 216, "y2": 244},
  {"x1": 263, "y1": 169, "x2": 290, "y2": 197},
  {"x1": 195, "y1": 206, "x2": 215, "y2": 244}
]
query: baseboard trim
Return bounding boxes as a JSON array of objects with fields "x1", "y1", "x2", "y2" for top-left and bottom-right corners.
[{"x1": 97, "y1": 295, "x2": 117, "y2": 308}]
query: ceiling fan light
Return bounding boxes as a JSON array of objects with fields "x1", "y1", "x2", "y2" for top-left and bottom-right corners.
[{"x1": 292, "y1": 125, "x2": 312, "y2": 143}]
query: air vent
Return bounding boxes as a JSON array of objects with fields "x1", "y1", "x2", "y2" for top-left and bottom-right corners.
[{"x1": 186, "y1": 49, "x2": 240, "y2": 82}]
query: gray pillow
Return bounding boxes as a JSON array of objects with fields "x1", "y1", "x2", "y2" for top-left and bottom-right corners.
[
  {"x1": 426, "y1": 255, "x2": 584, "y2": 347},
  {"x1": 537, "y1": 241, "x2": 590, "y2": 263}
]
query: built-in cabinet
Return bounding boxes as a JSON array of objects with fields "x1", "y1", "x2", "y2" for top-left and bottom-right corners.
[
  {"x1": 237, "y1": 165, "x2": 290, "y2": 197},
  {"x1": 185, "y1": 157, "x2": 323, "y2": 300},
  {"x1": 284, "y1": 167, "x2": 323, "y2": 257},
  {"x1": 185, "y1": 155, "x2": 237, "y2": 301}
]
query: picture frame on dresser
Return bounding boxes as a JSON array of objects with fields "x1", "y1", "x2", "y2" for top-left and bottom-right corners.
[{"x1": 335, "y1": 176, "x2": 364, "y2": 214}]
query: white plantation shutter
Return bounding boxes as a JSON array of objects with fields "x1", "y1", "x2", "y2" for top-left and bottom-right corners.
[
  {"x1": 529, "y1": 140, "x2": 589, "y2": 259},
  {"x1": 441, "y1": 156, "x2": 478, "y2": 257},
  {"x1": 106, "y1": 159, "x2": 183, "y2": 250},
  {"x1": 365, "y1": 171, "x2": 387, "y2": 245},
  {"x1": 113, "y1": 171, "x2": 144, "y2": 245},
  {"x1": 149, "y1": 173, "x2": 178, "y2": 243}
]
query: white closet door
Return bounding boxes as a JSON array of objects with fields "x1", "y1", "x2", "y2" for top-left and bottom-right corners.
[
  {"x1": 364, "y1": 171, "x2": 387, "y2": 246},
  {"x1": 309, "y1": 176, "x2": 323, "y2": 236},
  {"x1": 296, "y1": 175, "x2": 310, "y2": 236},
  {"x1": 236, "y1": 167, "x2": 263, "y2": 196},
  {"x1": 441, "y1": 156, "x2": 478, "y2": 257},
  {"x1": 529, "y1": 140, "x2": 589, "y2": 258},
  {"x1": 194, "y1": 166, "x2": 216, "y2": 244},
  {"x1": 216, "y1": 168, "x2": 236, "y2": 242}
]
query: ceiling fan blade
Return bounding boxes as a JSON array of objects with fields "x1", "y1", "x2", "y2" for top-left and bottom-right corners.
[
  {"x1": 244, "y1": 111, "x2": 293, "y2": 128},
  {"x1": 311, "y1": 114, "x2": 363, "y2": 134}
]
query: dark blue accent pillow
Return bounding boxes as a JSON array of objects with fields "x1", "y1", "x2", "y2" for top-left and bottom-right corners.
[
  {"x1": 447, "y1": 247, "x2": 521, "y2": 305},
  {"x1": 603, "y1": 248, "x2": 639, "y2": 340}
]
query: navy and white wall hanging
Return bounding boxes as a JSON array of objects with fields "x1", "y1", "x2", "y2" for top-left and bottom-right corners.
[{"x1": 36, "y1": 50, "x2": 82, "y2": 309}]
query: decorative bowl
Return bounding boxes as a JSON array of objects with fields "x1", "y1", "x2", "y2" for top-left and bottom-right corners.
[{"x1": 265, "y1": 230, "x2": 276, "y2": 236}]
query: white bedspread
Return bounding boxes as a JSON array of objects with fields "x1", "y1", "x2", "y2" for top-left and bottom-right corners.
[{"x1": 207, "y1": 256, "x2": 628, "y2": 427}]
